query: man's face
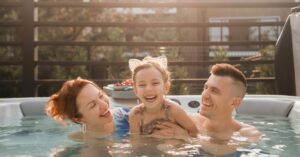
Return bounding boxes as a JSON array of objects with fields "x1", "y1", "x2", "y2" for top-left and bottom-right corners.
[{"x1": 200, "y1": 74, "x2": 236, "y2": 119}]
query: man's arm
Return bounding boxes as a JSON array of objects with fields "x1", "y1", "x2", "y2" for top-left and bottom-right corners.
[
  {"x1": 152, "y1": 121, "x2": 191, "y2": 142},
  {"x1": 199, "y1": 124, "x2": 262, "y2": 156},
  {"x1": 196, "y1": 136, "x2": 241, "y2": 156}
]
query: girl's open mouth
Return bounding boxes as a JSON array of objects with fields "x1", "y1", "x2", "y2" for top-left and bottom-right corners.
[{"x1": 145, "y1": 95, "x2": 157, "y2": 103}]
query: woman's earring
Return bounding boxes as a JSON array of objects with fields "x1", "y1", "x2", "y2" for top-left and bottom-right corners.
[{"x1": 81, "y1": 123, "x2": 86, "y2": 133}]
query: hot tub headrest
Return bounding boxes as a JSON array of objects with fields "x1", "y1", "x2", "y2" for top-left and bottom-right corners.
[
  {"x1": 236, "y1": 98, "x2": 294, "y2": 117},
  {"x1": 19, "y1": 99, "x2": 48, "y2": 116}
]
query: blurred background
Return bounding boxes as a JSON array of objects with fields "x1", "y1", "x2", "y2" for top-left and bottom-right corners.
[{"x1": 0, "y1": 0, "x2": 299, "y2": 97}]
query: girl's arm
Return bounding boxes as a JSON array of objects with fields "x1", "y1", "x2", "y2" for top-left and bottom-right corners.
[
  {"x1": 128, "y1": 106, "x2": 142, "y2": 135},
  {"x1": 165, "y1": 99, "x2": 198, "y2": 136}
]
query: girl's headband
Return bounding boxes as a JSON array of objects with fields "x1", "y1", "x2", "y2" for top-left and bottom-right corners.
[{"x1": 128, "y1": 56, "x2": 168, "y2": 72}]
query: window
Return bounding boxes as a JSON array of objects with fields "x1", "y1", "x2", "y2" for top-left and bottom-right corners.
[{"x1": 208, "y1": 16, "x2": 280, "y2": 59}]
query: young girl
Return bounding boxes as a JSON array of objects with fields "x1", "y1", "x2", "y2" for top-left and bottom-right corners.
[{"x1": 128, "y1": 56, "x2": 197, "y2": 136}]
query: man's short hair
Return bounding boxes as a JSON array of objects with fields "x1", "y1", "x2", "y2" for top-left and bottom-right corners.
[{"x1": 210, "y1": 63, "x2": 247, "y2": 97}]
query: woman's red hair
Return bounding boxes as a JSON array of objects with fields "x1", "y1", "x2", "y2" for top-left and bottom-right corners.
[{"x1": 45, "y1": 78, "x2": 100, "y2": 124}]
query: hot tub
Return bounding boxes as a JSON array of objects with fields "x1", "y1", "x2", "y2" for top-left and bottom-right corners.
[{"x1": 1, "y1": 95, "x2": 300, "y2": 156}]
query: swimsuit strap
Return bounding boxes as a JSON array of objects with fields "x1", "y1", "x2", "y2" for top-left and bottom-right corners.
[
  {"x1": 162, "y1": 103, "x2": 171, "y2": 120},
  {"x1": 138, "y1": 105, "x2": 146, "y2": 133},
  {"x1": 139, "y1": 103, "x2": 171, "y2": 134}
]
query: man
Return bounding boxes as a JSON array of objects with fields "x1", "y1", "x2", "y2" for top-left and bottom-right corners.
[{"x1": 154, "y1": 63, "x2": 262, "y2": 155}]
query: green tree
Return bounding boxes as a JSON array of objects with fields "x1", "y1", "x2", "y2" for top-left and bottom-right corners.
[{"x1": 0, "y1": 5, "x2": 22, "y2": 97}]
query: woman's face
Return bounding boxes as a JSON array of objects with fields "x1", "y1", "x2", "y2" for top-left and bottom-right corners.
[{"x1": 76, "y1": 84, "x2": 112, "y2": 128}]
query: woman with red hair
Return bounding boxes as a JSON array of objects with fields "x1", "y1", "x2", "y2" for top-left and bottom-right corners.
[{"x1": 46, "y1": 78, "x2": 129, "y2": 141}]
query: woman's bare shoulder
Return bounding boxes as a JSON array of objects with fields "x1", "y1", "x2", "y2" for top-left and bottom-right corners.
[{"x1": 68, "y1": 131, "x2": 84, "y2": 142}]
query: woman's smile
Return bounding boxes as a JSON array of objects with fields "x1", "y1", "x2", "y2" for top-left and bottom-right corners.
[{"x1": 99, "y1": 109, "x2": 111, "y2": 118}]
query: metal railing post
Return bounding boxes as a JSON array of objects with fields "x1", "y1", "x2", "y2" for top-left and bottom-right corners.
[{"x1": 21, "y1": 0, "x2": 35, "y2": 97}]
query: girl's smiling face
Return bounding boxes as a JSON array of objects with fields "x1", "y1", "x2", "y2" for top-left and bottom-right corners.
[{"x1": 134, "y1": 66, "x2": 170, "y2": 109}]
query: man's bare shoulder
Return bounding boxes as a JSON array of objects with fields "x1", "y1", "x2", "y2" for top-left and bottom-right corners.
[
  {"x1": 239, "y1": 123, "x2": 262, "y2": 142},
  {"x1": 189, "y1": 113, "x2": 205, "y2": 121},
  {"x1": 189, "y1": 114, "x2": 206, "y2": 131}
]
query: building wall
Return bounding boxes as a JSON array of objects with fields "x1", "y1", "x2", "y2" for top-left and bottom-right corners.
[{"x1": 178, "y1": 0, "x2": 294, "y2": 78}]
